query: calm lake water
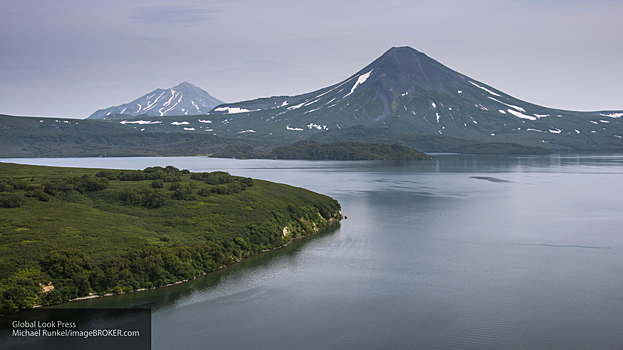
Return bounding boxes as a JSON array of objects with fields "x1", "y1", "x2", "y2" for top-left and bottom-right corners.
[{"x1": 3, "y1": 153, "x2": 623, "y2": 349}]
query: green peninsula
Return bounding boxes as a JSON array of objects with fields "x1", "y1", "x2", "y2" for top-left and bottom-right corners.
[{"x1": 0, "y1": 163, "x2": 341, "y2": 314}]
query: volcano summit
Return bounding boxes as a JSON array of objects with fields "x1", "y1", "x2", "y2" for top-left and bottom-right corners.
[{"x1": 88, "y1": 82, "x2": 224, "y2": 119}]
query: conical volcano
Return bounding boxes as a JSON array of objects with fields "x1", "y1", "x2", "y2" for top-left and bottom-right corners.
[{"x1": 138, "y1": 47, "x2": 622, "y2": 151}]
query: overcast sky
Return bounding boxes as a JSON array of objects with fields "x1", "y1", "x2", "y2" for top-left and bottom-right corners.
[{"x1": 1, "y1": 0, "x2": 622, "y2": 119}]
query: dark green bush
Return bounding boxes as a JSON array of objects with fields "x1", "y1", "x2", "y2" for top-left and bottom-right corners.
[
  {"x1": 9, "y1": 180, "x2": 28, "y2": 190},
  {"x1": 26, "y1": 188, "x2": 50, "y2": 201},
  {"x1": 118, "y1": 171, "x2": 146, "y2": 181},
  {"x1": 171, "y1": 185, "x2": 193, "y2": 200},
  {"x1": 0, "y1": 182, "x2": 13, "y2": 192},
  {"x1": 42, "y1": 182, "x2": 59, "y2": 195},
  {"x1": 96, "y1": 170, "x2": 118, "y2": 180},
  {"x1": 120, "y1": 187, "x2": 166, "y2": 208},
  {"x1": 41, "y1": 249, "x2": 93, "y2": 279},
  {"x1": 120, "y1": 187, "x2": 140, "y2": 205},
  {"x1": 204, "y1": 171, "x2": 234, "y2": 185},
  {"x1": 140, "y1": 188, "x2": 167, "y2": 209},
  {"x1": 71, "y1": 175, "x2": 108, "y2": 193},
  {"x1": 241, "y1": 177, "x2": 254, "y2": 187},
  {"x1": 211, "y1": 182, "x2": 245, "y2": 195},
  {"x1": 0, "y1": 194, "x2": 22, "y2": 208}
]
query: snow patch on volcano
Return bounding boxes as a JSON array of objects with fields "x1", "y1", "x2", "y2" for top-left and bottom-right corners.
[
  {"x1": 469, "y1": 81, "x2": 501, "y2": 97},
  {"x1": 344, "y1": 70, "x2": 373, "y2": 98}
]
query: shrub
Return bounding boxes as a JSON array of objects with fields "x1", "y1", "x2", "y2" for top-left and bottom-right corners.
[
  {"x1": 120, "y1": 187, "x2": 140, "y2": 205},
  {"x1": 0, "y1": 182, "x2": 13, "y2": 192},
  {"x1": 141, "y1": 188, "x2": 167, "y2": 209},
  {"x1": 95, "y1": 170, "x2": 118, "y2": 180},
  {"x1": 10, "y1": 180, "x2": 28, "y2": 190},
  {"x1": 72, "y1": 175, "x2": 107, "y2": 193},
  {"x1": 143, "y1": 166, "x2": 165, "y2": 174},
  {"x1": 0, "y1": 194, "x2": 22, "y2": 208},
  {"x1": 118, "y1": 171, "x2": 146, "y2": 181},
  {"x1": 204, "y1": 171, "x2": 234, "y2": 185},
  {"x1": 120, "y1": 187, "x2": 167, "y2": 208},
  {"x1": 171, "y1": 189, "x2": 186, "y2": 200},
  {"x1": 211, "y1": 182, "x2": 244, "y2": 195},
  {"x1": 26, "y1": 189, "x2": 50, "y2": 202},
  {"x1": 168, "y1": 176, "x2": 181, "y2": 183},
  {"x1": 240, "y1": 177, "x2": 254, "y2": 187},
  {"x1": 41, "y1": 249, "x2": 93, "y2": 279},
  {"x1": 171, "y1": 185, "x2": 193, "y2": 200},
  {"x1": 42, "y1": 182, "x2": 59, "y2": 195},
  {"x1": 53, "y1": 180, "x2": 73, "y2": 192}
]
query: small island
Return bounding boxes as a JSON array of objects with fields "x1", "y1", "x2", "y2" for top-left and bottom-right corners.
[
  {"x1": 0, "y1": 163, "x2": 341, "y2": 314},
  {"x1": 213, "y1": 140, "x2": 432, "y2": 160}
]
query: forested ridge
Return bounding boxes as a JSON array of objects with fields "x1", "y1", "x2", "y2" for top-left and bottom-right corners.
[
  {"x1": 268, "y1": 141, "x2": 432, "y2": 160},
  {"x1": 0, "y1": 163, "x2": 341, "y2": 314},
  {"x1": 212, "y1": 140, "x2": 433, "y2": 160}
]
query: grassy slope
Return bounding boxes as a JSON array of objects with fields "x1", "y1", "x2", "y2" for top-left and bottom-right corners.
[{"x1": 0, "y1": 163, "x2": 341, "y2": 313}]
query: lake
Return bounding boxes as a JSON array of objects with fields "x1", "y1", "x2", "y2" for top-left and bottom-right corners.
[{"x1": 3, "y1": 153, "x2": 623, "y2": 349}]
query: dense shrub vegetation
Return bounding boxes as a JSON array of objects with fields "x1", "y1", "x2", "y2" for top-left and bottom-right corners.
[{"x1": 0, "y1": 163, "x2": 341, "y2": 314}]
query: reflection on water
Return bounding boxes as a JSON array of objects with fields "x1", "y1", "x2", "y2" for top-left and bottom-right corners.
[{"x1": 3, "y1": 153, "x2": 623, "y2": 349}]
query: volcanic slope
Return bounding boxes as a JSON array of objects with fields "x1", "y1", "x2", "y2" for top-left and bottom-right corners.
[
  {"x1": 88, "y1": 82, "x2": 224, "y2": 119},
  {"x1": 201, "y1": 46, "x2": 622, "y2": 151}
]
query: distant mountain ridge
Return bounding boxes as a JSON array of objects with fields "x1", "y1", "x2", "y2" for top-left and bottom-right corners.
[
  {"x1": 199, "y1": 46, "x2": 622, "y2": 151},
  {"x1": 88, "y1": 82, "x2": 224, "y2": 119}
]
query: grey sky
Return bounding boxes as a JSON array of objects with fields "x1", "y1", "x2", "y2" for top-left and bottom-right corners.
[{"x1": 1, "y1": 0, "x2": 622, "y2": 119}]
